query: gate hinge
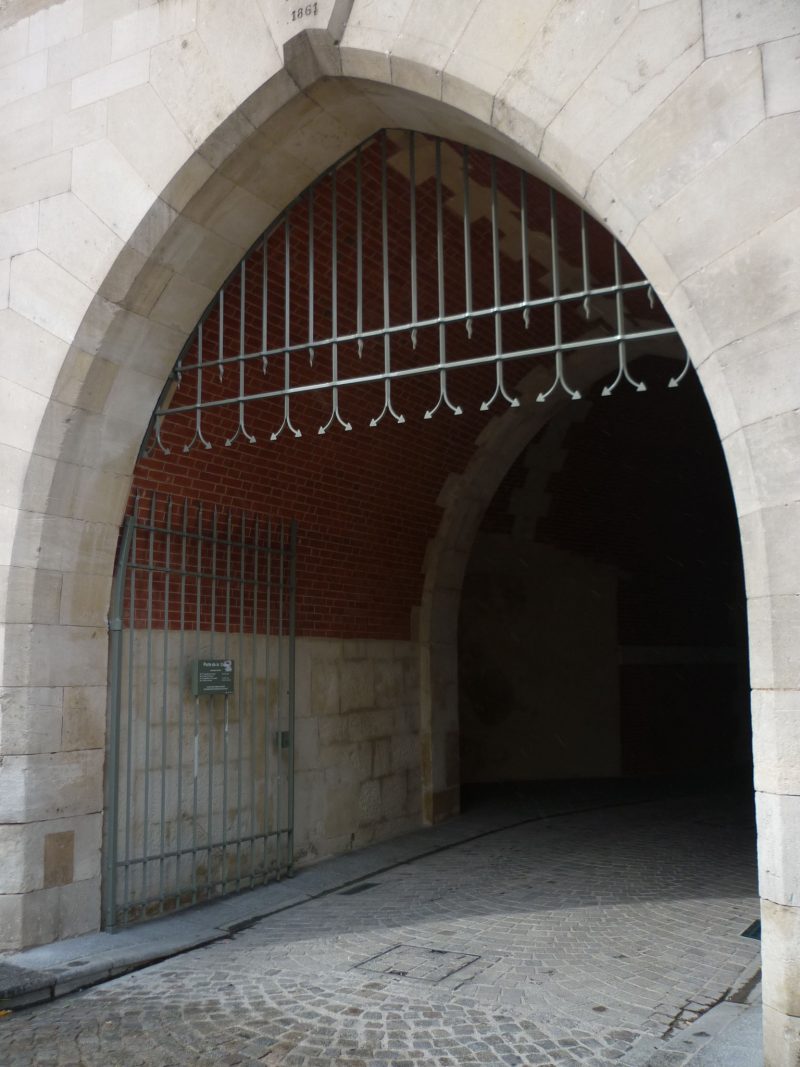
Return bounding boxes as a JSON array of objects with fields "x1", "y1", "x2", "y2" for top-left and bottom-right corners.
[{"x1": 108, "y1": 617, "x2": 123, "y2": 632}]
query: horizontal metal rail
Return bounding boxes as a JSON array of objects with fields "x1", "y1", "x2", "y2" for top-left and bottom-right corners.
[
  {"x1": 159, "y1": 326, "x2": 679, "y2": 420},
  {"x1": 117, "y1": 828, "x2": 289, "y2": 869},
  {"x1": 170, "y1": 280, "x2": 656, "y2": 379}
]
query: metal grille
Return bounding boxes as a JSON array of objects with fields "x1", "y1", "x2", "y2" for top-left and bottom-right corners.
[
  {"x1": 146, "y1": 129, "x2": 685, "y2": 455},
  {"x1": 105, "y1": 491, "x2": 296, "y2": 928}
]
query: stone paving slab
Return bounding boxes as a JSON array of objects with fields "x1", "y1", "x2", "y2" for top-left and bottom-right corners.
[{"x1": 0, "y1": 781, "x2": 762, "y2": 1066}]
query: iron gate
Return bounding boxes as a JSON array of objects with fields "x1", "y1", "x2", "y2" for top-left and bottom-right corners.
[{"x1": 105, "y1": 491, "x2": 296, "y2": 928}]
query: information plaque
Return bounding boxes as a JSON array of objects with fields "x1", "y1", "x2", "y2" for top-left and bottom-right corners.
[{"x1": 191, "y1": 659, "x2": 234, "y2": 696}]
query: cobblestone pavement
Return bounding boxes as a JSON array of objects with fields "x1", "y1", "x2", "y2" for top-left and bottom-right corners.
[{"x1": 0, "y1": 788, "x2": 760, "y2": 1066}]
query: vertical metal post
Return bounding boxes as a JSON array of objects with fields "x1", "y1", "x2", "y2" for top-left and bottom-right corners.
[
  {"x1": 207, "y1": 505, "x2": 218, "y2": 895},
  {"x1": 261, "y1": 237, "x2": 269, "y2": 372},
  {"x1": 308, "y1": 194, "x2": 315, "y2": 365},
  {"x1": 580, "y1": 210, "x2": 592, "y2": 319},
  {"x1": 408, "y1": 131, "x2": 418, "y2": 349},
  {"x1": 176, "y1": 498, "x2": 188, "y2": 901},
  {"x1": 263, "y1": 519, "x2": 272, "y2": 875},
  {"x1": 287, "y1": 520, "x2": 297, "y2": 872},
  {"x1": 356, "y1": 147, "x2": 363, "y2": 356},
  {"x1": 218, "y1": 290, "x2": 225, "y2": 383},
  {"x1": 271, "y1": 218, "x2": 301, "y2": 439},
  {"x1": 276, "y1": 520, "x2": 284, "y2": 875},
  {"x1": 601, "y1": 239, "x2": 646, "y2": 395},
  {"x1": 320, "y1": 172, "x2": 351, "y2": 433},
  {"x1": 480, "y1": 157, "x2": 518, "y2": 411},
  {"x1": 186, "y1": 323, "x2": 210, "y2": 451},
  {"x1": 371, "y1": 130, "x2": 404, "y2": 427},
  {"x1": 425, "y1": 140, "x2": 462, "y2": 419},
  {"x1": 123, "y1": 495, "x2": 139, "y2": 922},
  {"x1": 463, "y1": 145, "x2": 473, "y2": 338},
  {"x1": 537, "y1": 189, "x2": 581, "y2": 402},
  {"x1": 221, "y1": 509, "x2": 232, "y2": 889},
  {"x1": 158, "y1": 496, "x2": 172, "y2": 913},
  {"x1": 520, "y1": 170, "x2": 531, "y2": 328},
  {"x1": 250, "y1": 514, "x2": 260, "y2": 886},
  {"x1": 142, "y1": 492, "x2": 156, "y2": 906},
  {"x1": 236, "y1": 508, "x2": 246, "y2": 890},
  {"x1": 105, "y1": 514, "x2": 135, "y2": 930},
  {"x1": 191, "y1": 502, "x2": 202, "y2": 904},
  {"x1": 226, "y1": 261, "x2": 255, "y2": 445}
]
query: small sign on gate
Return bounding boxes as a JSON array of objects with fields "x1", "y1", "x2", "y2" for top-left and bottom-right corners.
[{"x1": 191, "y1": 659, "x2": 234, "y2": 696}]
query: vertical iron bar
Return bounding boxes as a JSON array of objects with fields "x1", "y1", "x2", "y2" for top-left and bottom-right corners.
[
  {"x1": 250, "y1": 514, "x2": 259, "y2": 886},
  {"x1": 186, "y1": 324, "x2": 210, "y2": 451},
  {"x1": 491, "y1": 158, "x2": 503, "y2": 383},
  {"x1": 261, "y1": 237, "x2": 268, "y2": 370},
  {"x1": 141, "y1": 492, "x2": 156, "y2": 906},
  {"x1": 176, "y1": 497, "x2": 188, "y2": 903},
  {"x1": 331, "y1": 173, "x2": 338, "y2": 418},
  {"x1": 222, "y1": 510, "x2": 233, "y2": 891},
  {"x1": 236, "y1": 508, "x2": 246, "y2": 890},
  {"x1": 425, "y1": 139, "x2": 461, "y2": 418},
  {"x1": 320, "y1": 171, "x2": 351, "y2": 433},
  {"x1": 409, "y1": 131, "x2": 418, "y2": 348},
  {"x1": 263, "y1": 520, "x2": 272, "y2": 874},
  {"x1": 191, "y1": 502, "x2": 202, "y2": 904},
  {"x1": 123, "y1": 495, "x2": 138, "y2": 922},
  {"x1": 308, "y1": 193, "x2": 315, "y2": 364},
  {"x1": 381, "y1": 132, "x2": 390, "y2": 402},
  {"x1": 271, "y1": 217, "x2": 300, "y2": 439},
  {"x1": 158, "y1": 496, "x2": 172, "y2": 913},
  {"x1": 463, "y1": 145, "x2": 473, "y2": 338},
  {"x1": 105, "y1": 514, "x2": 135, "y2": 930},
  {"x1": 371, "y1": 130, "x2": 404, "y2": 426},
  {"x1": 601, "y1": 240, "x2": 645, "y2": 394},
  {"x1": 356, "y1": 147, "x2": 363, "y2": 356},
  {"x1": 580, "y1": 210, "x2": 592, "y2": 319},
  {"x1": 479, "y1": 158, "x2": 517, "y2": 410},
  {"x1": 207, "y1": 505, "x2": 218, "y2": 897},
  {"x1": 218, "y1": 290, "x2": 224, "y2": 382},
  {"x1": 551, "y1": 188, "x2": 562, "y2": 358},
  {"x1": 226, "y1": 261, "x2": 255, "y2": 445},
  {"x1": 287, "y1": 519, "x2": 297, "y2": 872},
  {"x1": 276, "y1": 519, "x2": 284, "y2": 874},
  {"x1": 537, "y1": 188, "x2": 580, "y2": 402},
  {"x1": 520, "y1": 170, "x2": 531, "y2": 328}
]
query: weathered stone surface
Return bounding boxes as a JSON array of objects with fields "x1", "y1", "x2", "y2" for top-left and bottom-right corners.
[
  {"x1": 762, "y1": 897, "x2": 800, "y2": 1018},
  {"x1": 764, "y1": 33, "x2": 800, "y2": 117},
  {"x1": 757, "y1": 790, "x2": 800, "y2": 907},
  {"x1": 0, "y1": 751, "x2": 104, "y2": 824},
  {"x1": 703, "y1": 0, "x2": 800, "y2": 56}
]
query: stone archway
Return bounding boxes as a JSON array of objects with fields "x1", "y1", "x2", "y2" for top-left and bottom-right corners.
[{"x1": 0, "y1": 4, "x2": 798, "y2": 1059}]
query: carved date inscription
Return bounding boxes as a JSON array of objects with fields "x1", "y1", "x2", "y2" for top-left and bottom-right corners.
[{"x1": 288, "y1": 2, "x2": 319, "y2": 20}]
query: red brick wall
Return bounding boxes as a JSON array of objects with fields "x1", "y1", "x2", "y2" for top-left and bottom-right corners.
[{"x1": 128, "y1": 132, "x2": 670, "y2": 641}]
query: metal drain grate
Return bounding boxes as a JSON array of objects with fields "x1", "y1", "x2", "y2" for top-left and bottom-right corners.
[
  {"x1": 356, "y1": 945, "x2": 480, "y2": 982},
  {"x1": 339, "y1": 882, "x2": 379, "y2": 896}
]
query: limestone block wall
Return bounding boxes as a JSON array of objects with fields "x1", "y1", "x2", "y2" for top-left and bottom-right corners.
[
  {"x1": 109, "y1": 632, "x2": 421, "y2": 920},
  {"x1": 294, "y1": 637, "x2": 421, "y2": 863}
]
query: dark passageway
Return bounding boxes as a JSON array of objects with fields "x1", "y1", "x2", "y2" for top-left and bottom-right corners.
[{"x1": 459, "y1": 360, "x2": 751, "y2": 795}]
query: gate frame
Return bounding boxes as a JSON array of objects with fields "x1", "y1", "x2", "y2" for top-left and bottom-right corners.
[{"x1": 104, "y1": 495, "x2": 297, "y2": 930}]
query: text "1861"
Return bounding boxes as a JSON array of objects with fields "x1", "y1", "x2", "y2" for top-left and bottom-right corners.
[{"x1": 290, "y1": 2, "x2": 318, "y2": 19}]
